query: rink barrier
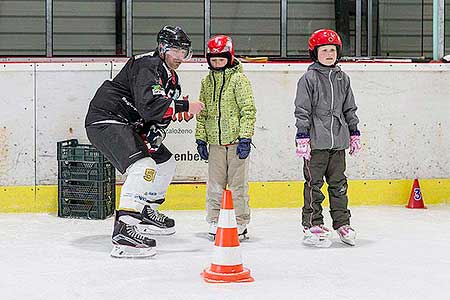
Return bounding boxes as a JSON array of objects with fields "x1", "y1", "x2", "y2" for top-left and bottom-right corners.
[
  {"x1": 2, "y1": 62, "x2": 450, "y2": 188},
  {"x1": 1, "y1": 178, "x2": 449, "y2": 213}
]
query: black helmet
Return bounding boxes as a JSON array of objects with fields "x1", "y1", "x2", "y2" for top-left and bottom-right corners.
[{"x1": 157, "y1": 25, "x2": 192, "y2": 60}]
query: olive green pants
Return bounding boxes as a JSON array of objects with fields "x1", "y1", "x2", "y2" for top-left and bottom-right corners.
[{"x1": 302, "y1": 149, "x2": 351, "y2": 230}]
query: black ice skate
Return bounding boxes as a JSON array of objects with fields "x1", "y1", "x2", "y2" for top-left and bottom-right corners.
[
  {"x1": 116, "y1": 206, "x2": 175, "y2": 235},
  {"x1": 110, "y1": 220, "x2": 156, "y2": 258},
  {"x1": 237, "y1": 224, "x2": 249, "y2": 241},
  {"x1": 138, "y1": 205, "x2": 175, "y2": 235}
]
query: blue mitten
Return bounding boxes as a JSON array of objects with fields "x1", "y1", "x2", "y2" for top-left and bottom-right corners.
[
  {"x1": 236, "y1": 138, "x2": 251, "y2": 159},
  {"x1": 196, "y1": 140, "x2": 209, "y2": 160}
]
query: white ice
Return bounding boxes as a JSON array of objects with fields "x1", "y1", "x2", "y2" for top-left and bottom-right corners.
[{"x1": 2, "y1": 206, "x2": 450, "y2": 300}]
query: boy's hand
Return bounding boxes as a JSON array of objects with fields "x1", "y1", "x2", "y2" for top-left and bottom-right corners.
[
  {"x1": 296, "y1": 138, "x2": 311, "y2": 161},
  {"x1": 349, "y1": 135, "x2": 361, "y2": 156}
]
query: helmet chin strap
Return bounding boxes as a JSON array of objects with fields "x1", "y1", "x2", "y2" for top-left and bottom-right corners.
[
  {"x1": 208, "y1": 64, "x2": 227, "y2": 71},
  {"x1": 206, "y1": 52, "x2": 233, "y2": 71},
  {"x1": 310, "y1": 47, "x2": 340, "y2": 67},
  {"x1": 159, "y1": 51, "x2": 171, "y2": 70},
  {"x1": 317, "y1": 60, "x2": 338, "y2": 68},
  {"x1": 157, "y1": 43, "x2": 171, "y2": 68}
]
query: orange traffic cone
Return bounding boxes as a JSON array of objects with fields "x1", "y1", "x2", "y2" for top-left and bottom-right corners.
[
  {"x1": 406, "y1": 178, "x2": 427, "y2": 209},
  {"x1": 201, "y1": 190, "x2": 254, "y2": 283}
]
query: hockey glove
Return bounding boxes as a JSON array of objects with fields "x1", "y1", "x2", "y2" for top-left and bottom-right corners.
[
  {"x1": 146, "y1": 125, "x2": 166, "y2": 153},
  {"x1": 236, "y1": 138, "x2": 251, "y2": 159},
  {"x1": 171, "y1": 95, "x2": 196, "y2": 122},
  {"x1": 296, "y1": 138, "x2": 311, "y2": 161},
  {"x1": 196, "y1": 139, "x2": 209, "y2": 160},
  {"x1": 172, "y1": 112, "x2": 194, "y2": 122},
  {"x1": 349, "y1": 130, "x2": 361, "y2": 156}
]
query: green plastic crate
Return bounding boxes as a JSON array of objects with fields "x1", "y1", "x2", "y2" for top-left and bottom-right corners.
[
  {"x1": 57, "y1": 139, "x2": 109, "y2": 163},
  {"x1": 57, "y1": 139, "x2": 116, "y2": 219}
]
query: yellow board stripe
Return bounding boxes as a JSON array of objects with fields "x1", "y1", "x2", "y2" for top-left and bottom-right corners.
[{"x1": 1, "y1": 179, "x2": 449, "y2": 213}]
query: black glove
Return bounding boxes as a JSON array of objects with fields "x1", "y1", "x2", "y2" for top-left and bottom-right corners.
[
  {"x1": 196, "y1": 139, "x2": 209, "y2": 160},
  {"x1": 236, "y1": 138, "x2": 251, "y2": 159},
  {"x1": 146, "y1": 125, "x2": 166, "y2": 152}
]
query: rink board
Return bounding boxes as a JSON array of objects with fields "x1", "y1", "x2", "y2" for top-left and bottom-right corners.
[
  {"x1": 1, "y1": 62, "x2": 450, "y2": 212},
  {"x1": 1, "y1": 178, "x2": 450, "y2": 213},
  {"x1": 0, "y1": 64, "x2": 35, "y2": 187},
  {"x1": 35, "y1": 63, "x2": 111, "y2": 185}
]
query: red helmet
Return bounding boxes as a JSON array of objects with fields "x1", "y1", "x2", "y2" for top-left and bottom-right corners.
[
  {"x1": 308, "y1": 29, "x2": 342, "y2": 63},
  {"x1": 308, "y1": 29, "x2": 342, "y2": 51},
  {"x1": 207, "y1": 35, "x2": 234, "y2": 56},
  {"x1": 206, "y1": 35, "x2": 234, "y2": 68}
]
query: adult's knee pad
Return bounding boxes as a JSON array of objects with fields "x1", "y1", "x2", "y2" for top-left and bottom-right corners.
[{"x1": 119, "y1": 156, "x2": 176, "y2": 211}]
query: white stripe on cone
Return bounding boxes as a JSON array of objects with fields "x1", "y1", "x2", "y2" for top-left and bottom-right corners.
[
  {"x1": 217, "y1": 209, "x2": 237, "y2": 228},
  {"x1": 212, "y1": 246, "x2": 243, "y2": 266}
]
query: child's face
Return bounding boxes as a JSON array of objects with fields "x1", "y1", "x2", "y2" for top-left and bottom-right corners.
[
  {"x1": 317, "y1": 45, "x2": 337, "y2": 66},
  {"x1": 209, "y1": 57, "x2": 228, "y2": 69}
]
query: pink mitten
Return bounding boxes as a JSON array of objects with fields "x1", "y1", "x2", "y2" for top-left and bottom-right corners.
[
  {"x1": 349, "y1": 135, "x2": 361, "y2": 156},
  {"x1": 296, "y1": 138, "x2": 311, "y2": 161}
]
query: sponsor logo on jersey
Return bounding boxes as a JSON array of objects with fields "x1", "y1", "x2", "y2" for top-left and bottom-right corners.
[
  {"x1": 143, "y1": 168, "x2": 156, "y2": 182},
  {"x1": 152, "y1": 84, "x2": 165, "y2": 96},
  {"x1": 121, "y1": 97, "x2": 138, "y2": 112}
]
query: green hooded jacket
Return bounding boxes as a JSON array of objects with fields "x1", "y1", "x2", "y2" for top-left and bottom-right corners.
[{"x1": 195, "y1": 60, "x2": 256, "y2": 145}]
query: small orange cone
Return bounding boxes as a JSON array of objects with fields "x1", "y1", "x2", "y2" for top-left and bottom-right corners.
[
  {"x1": 201, "y1": 190, "x2": 254, "y2": 283},
  {"x1": 406, "y1": 178, "x2": 427, "y2": 209}
]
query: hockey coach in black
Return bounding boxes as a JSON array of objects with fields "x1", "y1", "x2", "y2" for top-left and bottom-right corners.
[{"x1": 85, "y1": 25, "x2": 204, "y2": 258}]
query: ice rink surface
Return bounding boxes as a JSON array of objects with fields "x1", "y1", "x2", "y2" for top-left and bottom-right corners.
[{"x1": 2, "y1": 206, "x2": 450, "y2": 300}]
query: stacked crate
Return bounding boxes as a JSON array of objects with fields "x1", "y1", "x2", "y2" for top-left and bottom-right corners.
[{"x1": 57, "y1": 139, "x2": 115, "y2": 219}]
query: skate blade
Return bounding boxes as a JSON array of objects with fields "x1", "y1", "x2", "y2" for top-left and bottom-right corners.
[
  {"x1": 207, "y1": 233, "x2": 216, "y2": 241},
  {"x1": 110, "y1": 244, "x2": 156, "y2": 258},
  {"x1": 136, "y1": 224, "x2": 176, "y2": 236},
  {"x1": 339, "y1": 237, "x2": 355, "y2": 246},
  {"x1": 303, "y1": 237, "x2": 332, "y2": 248}
]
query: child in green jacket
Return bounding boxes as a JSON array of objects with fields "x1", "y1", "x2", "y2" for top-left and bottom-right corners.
[{"x1": 195, "y1": 35, "x2": 257, "y2": 241}]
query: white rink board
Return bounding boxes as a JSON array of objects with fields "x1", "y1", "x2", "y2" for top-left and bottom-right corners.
[
  {"x1": 1, "y1": 62, "x2": 450, "y2": 185},
  {"x1": 0, "y1": 64, "x2": 35, "y2": 186},
  {"x1": 35, "y1": 63, "x2": 111, "y2": 185},
  {"x1": 177, "y1": 63, "x2": 450, "y2": 182}
]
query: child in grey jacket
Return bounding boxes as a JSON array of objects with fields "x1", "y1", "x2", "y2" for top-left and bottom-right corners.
[{"x1": 294, "y1": 29, "x2": 361, "y2": 247}]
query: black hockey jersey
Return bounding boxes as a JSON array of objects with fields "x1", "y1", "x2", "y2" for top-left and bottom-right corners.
[{"x1": 85, "y1": 51, "x2": 188, "y2": 127}]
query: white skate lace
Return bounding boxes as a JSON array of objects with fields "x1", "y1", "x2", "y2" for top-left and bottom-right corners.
[
  {"x1": 146, "y1": 207, "x2": 167, "y2": 223},
  {"x1": 126, "y1": 225, "x2": 147, "y2": 241}
]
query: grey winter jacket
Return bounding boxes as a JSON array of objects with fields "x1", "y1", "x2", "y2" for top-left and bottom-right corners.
[{"x1": 294, "y1": 62, "x2": 359, "y2": 150}]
